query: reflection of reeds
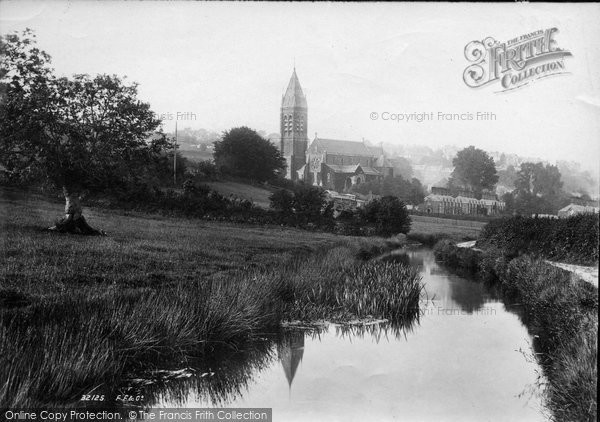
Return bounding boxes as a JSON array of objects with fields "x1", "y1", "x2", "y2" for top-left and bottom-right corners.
[
  {"x1": 333, "y1": 319, "x2": 417, "y2": 343},
  {"x1": 146, "y1": 338, "x2": 277, "y2": 407}
]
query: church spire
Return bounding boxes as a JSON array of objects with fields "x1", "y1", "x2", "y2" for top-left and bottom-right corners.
[{"x1": 282, "y1": 68, "x2": 307, "y2": 109}]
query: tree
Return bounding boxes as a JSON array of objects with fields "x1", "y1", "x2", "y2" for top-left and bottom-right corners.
[
  {"x1": 0, "y1": 29, "x2": 169, "y2": 234},
  {"x1": 359, "y1": 196, "x2": 411, "y2": 236},
  {"x1": 269, "y1": 184, "x2": 331, "y2": 226},
  {"x1": 449, "y1": 146, "x2": 498, "y2": 198},
  {"x1": 213, "y1": 127, "x2": 285, "y2": 182},
  {"x1": 391, "y1": 157, "x2": 413, "y2": 179},
  {"x1": 512, "y1": 162, "x2": 564, "y2": 214},
  {"x1": 497, "y1": 164, "x2": 518, "y2": 189},
  {"x1": 351, "y1": 175, "x2": 425, "y2": 205}
]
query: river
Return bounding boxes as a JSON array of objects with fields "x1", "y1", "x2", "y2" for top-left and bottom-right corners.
[{"x1": 154, "y1": 248, "x2": 548, "y2": 421}]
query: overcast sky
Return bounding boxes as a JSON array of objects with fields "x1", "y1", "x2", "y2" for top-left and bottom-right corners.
[{"x1": 1, "y1": 2, "x2": 599, "y2": 173}]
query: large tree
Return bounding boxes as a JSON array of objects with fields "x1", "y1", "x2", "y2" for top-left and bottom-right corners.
[
  {"x1": 449, "y1": 146, "x2": 498, "y2": 198},
  {"x1": 0, "y1": 29, "x2": 169, "y2": 234},
  {"x1": 213, "y1": 127, "x2": 285, "y2": 182},
  {"x1": 512, "y1": 162, "x2": 565, "y2": 214}
]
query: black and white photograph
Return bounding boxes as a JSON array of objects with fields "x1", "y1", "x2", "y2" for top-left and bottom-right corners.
[{"x1": 0, "y1": 2, "x2": 598, "y2": 421}]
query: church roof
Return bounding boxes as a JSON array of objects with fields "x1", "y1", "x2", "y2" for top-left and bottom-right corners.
[
  {"x1": 324, "y1": 163, "x2": 382, "y2": 176},
  {"x1": 282, "y1": 69, "x2": 307, "y2": 109},
  {"x1": 361, "y1": 166, "x2": 382, "y2": 176},
  {"x1": 308, "y1": 137, "x2": 375, "y2": 157},
  {"x1": 325, "y1": 164, "x2": 362, "y2": 174}
]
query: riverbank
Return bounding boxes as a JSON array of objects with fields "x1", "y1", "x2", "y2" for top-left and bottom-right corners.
[
  {"x1": 434, "y1": 240, "x2": 598, "y2": 422},
  {"x1": 0, "y1": 193, "x2": 422, "y2": 407}
]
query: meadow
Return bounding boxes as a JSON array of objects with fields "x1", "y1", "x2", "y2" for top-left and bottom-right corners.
[
  {"x1": 407, "y1": 214, "x2": 485, "y2": 245},
  {"x1": 0, "y1": 190, "x2": 422, "y2": 407}
]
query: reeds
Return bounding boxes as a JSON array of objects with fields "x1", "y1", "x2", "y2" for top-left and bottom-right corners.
[{"x1": 0, "y1": 240, "x2": 422, "y2": 407}]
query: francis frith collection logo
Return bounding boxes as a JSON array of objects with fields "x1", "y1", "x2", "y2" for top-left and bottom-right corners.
[{"x1": 463, "y1": 28, "x2": 572, "y2": 92}]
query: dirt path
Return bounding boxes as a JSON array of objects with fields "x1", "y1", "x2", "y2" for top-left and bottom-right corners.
[
  {"x1": 545, "y1": 261, "x2": 598, "y2": 287},
  {"x1": 455, "y1": 241, "x2": 598, "y2": 287}
]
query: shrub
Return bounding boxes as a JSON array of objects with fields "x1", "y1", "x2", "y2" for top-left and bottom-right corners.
[
  {"x1": 433, "y1": 240, "x2": 481, "y2": 272},
  {"x1": 479, "y1": 214, "x2": 599, "y2": 265},
  {"x1": 358, "y1": 196, "x2": 411, "y2": 236},
  {"x1": 268, "y1": 184, "x2": 333, "y2": 229}
]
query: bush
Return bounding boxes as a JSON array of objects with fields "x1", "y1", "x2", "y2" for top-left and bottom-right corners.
[
  {"x1": 268, "y1": 184, "x2": 334, "y2": 229},
  {"x1": 358, "y1": 196, "x2": 411, "y2": 236},
  {"x1": 194, "y1": 160, "x2": 220, "y2": 180},
  {"x1": 480, "y1": 214, "x2": 599, "y2": 265},
  {"x1": 433, "y1": 240, "x2": 481, "y2": 272}
]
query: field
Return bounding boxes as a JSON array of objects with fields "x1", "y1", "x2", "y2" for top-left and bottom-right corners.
[
  {"x1": 206, "y1": 180, "x2": 275, "y2": 209},
  {"x1": 1, "y1": 190, "x2": 338, "y2": 295},
  {"x1": 407, "y1": 214, "x2": 485, "y2": 244},
  {"x1": 0, "y1": 190, "x2": 423, "y2": 406}
]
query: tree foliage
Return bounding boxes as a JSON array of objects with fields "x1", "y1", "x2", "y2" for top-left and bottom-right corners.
[
  {"x1": 359, "y1": 196, "x2": 411, "y2": 236},
  {"x1": 213, "y1": 126, "x2": 285, "y2": 182},
  {"x1": 449, "y1": 146, "x2": 498, "y2": 198},
  {"x1": 351, "y1": 175, "x2": 425, "y2": 205},
  {"x1": 509, "y1": 162, "x2": 566, "y2": 215},
  {"x1": 269, "y1": 184, "x2": 332, "y2": 226},
  {"x1": 0, "y1": 29, "x2": 169, "y2": 194}
]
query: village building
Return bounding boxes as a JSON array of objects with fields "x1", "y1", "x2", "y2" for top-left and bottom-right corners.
[
  {"x1": 422, "y1": 187, "x2": 505, "y2": 216},
  {"x1": 279, "y1": 69, "x2": 392, "y2": 191},
  {"x1": 557, "y1": 203, "x2": 599, "y2": 218}
]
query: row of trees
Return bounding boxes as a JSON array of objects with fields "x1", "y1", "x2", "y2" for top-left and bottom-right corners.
[
  {"x1": 350, "y1": 175, "x2": 425, "y2": 205},
  {"x1": 269, "y1": 184, "x2": 411, "y2": 236},
  {"x1": 445, "y1": 146, "x2": 586, "y2": 215},
  {"x1": 503, "y1": 162, "x2": 570, "y2": 215}
]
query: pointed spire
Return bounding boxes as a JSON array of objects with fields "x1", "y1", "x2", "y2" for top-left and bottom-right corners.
[
  {"x1": 282, "y1": 68, "x2": 307, "y2": 109},
  {"x1": 278, "y1": 332, "x2": 305, "y2": 390}
]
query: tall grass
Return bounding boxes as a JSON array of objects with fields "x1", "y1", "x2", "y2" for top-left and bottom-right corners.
[{"x1": 0, "y1": 194, "x2": 423, "y2": 407}]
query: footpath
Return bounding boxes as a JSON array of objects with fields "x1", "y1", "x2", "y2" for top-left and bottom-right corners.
[{"x1": 455, "y1": 241, "x2": 598, "y2": 288}]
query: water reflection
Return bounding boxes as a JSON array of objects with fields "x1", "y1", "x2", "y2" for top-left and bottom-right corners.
[
  {"x1": 278, "y1": 331, "x2": 304, "y2": 388},
  {"x1": 152, "y1": 249, "x2": 546, "y2": 421},
  {"x1": 149, "y1": 339, "x2": 277, "y2": 407}
]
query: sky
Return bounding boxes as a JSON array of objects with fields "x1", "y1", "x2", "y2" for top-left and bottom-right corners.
[{"x1": 1, "y1": 2, "x2": 599, "y2": 173}]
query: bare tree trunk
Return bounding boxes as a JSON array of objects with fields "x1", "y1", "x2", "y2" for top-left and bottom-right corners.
[{"x1": 47, "y1": 187, "x2": 105, "y2": 235}]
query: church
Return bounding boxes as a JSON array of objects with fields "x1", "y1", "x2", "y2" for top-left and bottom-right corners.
[{"x1": 279, "y1": 69, "x2": 393, "y2": 192}]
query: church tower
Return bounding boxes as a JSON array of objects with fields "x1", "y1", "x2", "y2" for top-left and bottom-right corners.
[{"x1": 280, "y1": 68, "x2": 308, "y2": 180}]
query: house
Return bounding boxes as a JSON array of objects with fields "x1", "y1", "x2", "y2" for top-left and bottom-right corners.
[{"x1": 557, "y1": 203, "x2": 599, "y2": 218}]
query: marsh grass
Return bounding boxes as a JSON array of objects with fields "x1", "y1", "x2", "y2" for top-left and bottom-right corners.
[{"x1": 0, "y1": 192, "x2": 423, "y2": 407}]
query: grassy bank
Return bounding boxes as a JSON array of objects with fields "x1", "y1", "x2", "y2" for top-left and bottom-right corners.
[
  {"x1": 434, "y1": 241, "x2": 598, "y2": 422},
  {"x1": 0, "y1": 192, "x2": 422, "y2": 407}
]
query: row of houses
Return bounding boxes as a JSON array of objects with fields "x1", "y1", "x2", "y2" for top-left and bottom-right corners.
[{"x1": 421, "y1": 187, "x2": 505, "y2": 216}]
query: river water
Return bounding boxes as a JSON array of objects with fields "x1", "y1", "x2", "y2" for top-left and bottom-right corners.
[{"x1": 155, "y1": 248, "x2": 548, "y2": 421}]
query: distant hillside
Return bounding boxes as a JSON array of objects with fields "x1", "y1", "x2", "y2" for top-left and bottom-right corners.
[{"x1": 172, "y1": 128, "x2": 598, "y2": 197}]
